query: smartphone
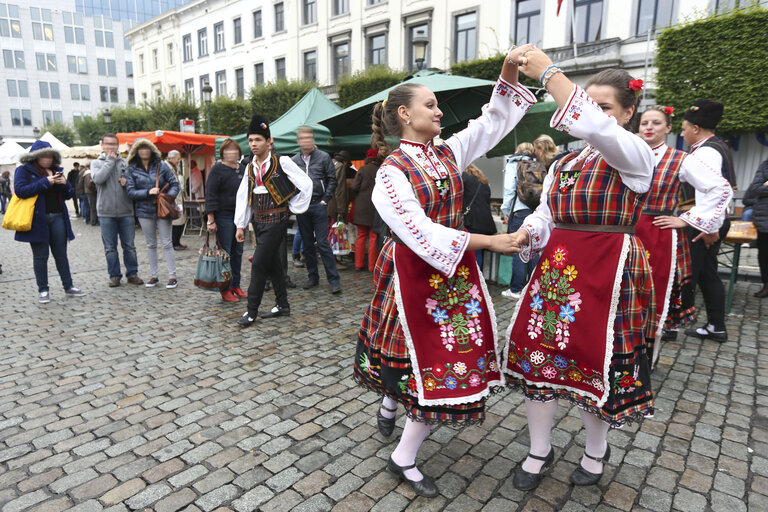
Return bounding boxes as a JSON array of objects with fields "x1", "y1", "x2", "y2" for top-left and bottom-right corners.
[{"x1": 55, "y1": 171, "x2": 64, "y2": 176}]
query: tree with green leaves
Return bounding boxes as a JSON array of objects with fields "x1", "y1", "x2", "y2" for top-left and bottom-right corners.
[
  {"x1": 248, "y1": 80, "x2": 315, "y2": 122},
  {"x1": 143, "y1": 94, "x2": 200, "y2": 132},
  {"x1": 107, "y1": 105, "x2": 152, "y2": 134},
  {"x1": 207, "y1": 96, "x2": 252, "y2": 136},
  {"x1": 655, "y1": 7, "x2": 768, "y2": 135},
  {"x1": 74, "y1": 116, "x2": 107, "y2": 146},
  {"x1": 42, "y1": 121, "x2": 76, "y2": 147},
  {"x1": 451, "y1": 54, "x2": 543, "y2": 98}
]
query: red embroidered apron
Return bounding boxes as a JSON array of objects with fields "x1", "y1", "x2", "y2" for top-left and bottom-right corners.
[
  {"x1": 393, "y1": 245, "x2": 503, "y2": 406},
  {"x1": 505, "y1": 229, "x2": 629, "y2": 407}
]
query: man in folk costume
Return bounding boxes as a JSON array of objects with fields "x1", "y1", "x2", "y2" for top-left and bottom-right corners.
[
  {"x1": 638, "y1": 106, "x2": 733, "y2": 357},
  {"x1": 234, "y1": 115, "x2": 312, "y2": 327},
  {"x1": 505, "y1": 59, "x2": 657, "y2": 489},
  {"x1": 664, "y1": 100, "x2": 735, "y2": 343},
  {"x1": 354, "y1": 45, "x2": 535, "y2": 497}
]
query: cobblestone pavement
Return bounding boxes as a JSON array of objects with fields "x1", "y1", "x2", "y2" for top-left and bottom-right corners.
[{"x1": 1, "y1": 215, "x2": 766, "y2": 512}]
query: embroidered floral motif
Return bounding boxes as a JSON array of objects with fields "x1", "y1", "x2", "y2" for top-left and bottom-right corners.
[
  {"x1": 511, "y1": 344, "x2": 603, "y2": 389},
  {"x1": 426, "y1": 265, "x2": 483, "y2": 353},
  {"x1": 613, "y1": 368, "x2": 642, "y2": 394},
  {"x1": 398, "y1": 374, "x2": 419, "y2": 397}
]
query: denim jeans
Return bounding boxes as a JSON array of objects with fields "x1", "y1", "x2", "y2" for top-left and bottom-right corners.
[
  {"x1": 99, "y1": 216, "x2": 139, "y2": 279},
  {"x1": 215, "y1": 214, "x2": 243, "y2": 291},
  {"x1": 79, "y1": 194, "x2": 90, "y2": 221},
  {"x1": 292, "y1": 228, "x2": 303, "y2": 257},
  {"x1": 508, "y1": 208, "x2": 539, "y2": 292},
  {"x1": 30, "y1": 213, "x2": 74, "y2": 292},
  {"x1": 297, "y1": 203, "x2": 340, "y2": 285},
  {"x1": 0, "y1": 194, "x2": 7, "y2": 213},
  {"x1": 138, "y1": 217, "x2": 176, "y2": 279}
]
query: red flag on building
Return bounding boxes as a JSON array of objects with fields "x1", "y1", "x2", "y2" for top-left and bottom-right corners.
[{"x1": 557, "y1": 0, "x2": 565, "y2": 16}]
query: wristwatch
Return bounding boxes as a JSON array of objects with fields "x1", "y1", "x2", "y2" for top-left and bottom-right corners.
[{"x1": 207, "y1": 220, "x2": 215, "y2": 225}]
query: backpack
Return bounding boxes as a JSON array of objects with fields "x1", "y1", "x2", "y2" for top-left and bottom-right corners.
[{"x1": 515, "y1": 159, "x2": 547, "y2": 210}]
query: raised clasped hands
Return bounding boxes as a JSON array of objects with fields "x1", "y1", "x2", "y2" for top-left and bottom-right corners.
[
  {"x1": 518, "y1": 48, "x2": 553, "y2": 82},
  {"x1": 506, "y1": 44, "x2": 537, "y2": 67}
]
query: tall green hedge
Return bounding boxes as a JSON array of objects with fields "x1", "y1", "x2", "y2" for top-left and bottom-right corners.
[
  {"x1": 655, "y1": 7, "x2": 768, "y2": 135},
  {"x1": 248, "y1": 80, "x2": 315, "y2": 121},
  {"x1": 207, "y1": 96, "x2": 252, "y2": 136},
  {"x1": 337, "y1": 66, "x2": 409, "y2": 107},
  {"x1": 451, "y1": 54, "x2": 542, "y2": 96}
]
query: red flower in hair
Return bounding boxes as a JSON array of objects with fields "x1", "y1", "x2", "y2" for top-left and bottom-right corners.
[
  {"x1": 628, "y1": 79, "x2": 644, "y2": 92},
  {"x1": 664, "y1": 106, "x2": 674, "y2": 115}
]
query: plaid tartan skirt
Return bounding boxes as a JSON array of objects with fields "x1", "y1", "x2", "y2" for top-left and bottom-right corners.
[
  {"x1": 506, "y1": 236, "x2": 655, "y2": 427},
  {"x1": 354, "y1": 239, "x2": 488, "y2": 425},
  {"x1": 665, "y1": 228, "x2": 696, "y2": 328}
]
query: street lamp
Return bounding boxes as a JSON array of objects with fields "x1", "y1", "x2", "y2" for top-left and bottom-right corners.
[
  {"x1": 103, "y1": 108, "x2": 112, "y2": 127},
  {"x1": 33, "y1": 126, "x2": 40, "y2": 139},
  {"x1": 202, "y1": 81, "x2": 213, "y2": 134},
  {"x1": 413, "y1": 29, "x2": 429, "y2": 70}
]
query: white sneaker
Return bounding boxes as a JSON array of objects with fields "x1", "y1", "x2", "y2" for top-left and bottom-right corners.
[
  {"x1": 65, "y1": 287, "x2": 86, "y2": 297},
  {"x1": 502, "y1": 289, "x2": 521, "y2": 299},
  {"x1": 38, "y1": 291, "x2": 50, "y2": 303}
]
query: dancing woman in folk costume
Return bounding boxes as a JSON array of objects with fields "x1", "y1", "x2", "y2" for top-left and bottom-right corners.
[
  {"x1": 353, "y1": 44, "x2": 537, "y2": 497},
  {"x1": 505, "y1": 55, "x2": 657, "y2": 490},
  {"x1": 636, "y1": 107, "x2": 733, "y2": 360}
]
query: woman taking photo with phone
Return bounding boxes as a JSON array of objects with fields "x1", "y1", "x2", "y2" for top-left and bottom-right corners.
[{"x1": 12, "y1": 140, "x2": 86, "y2": 303}]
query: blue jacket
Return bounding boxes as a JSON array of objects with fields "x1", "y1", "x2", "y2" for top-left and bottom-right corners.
[
  {"x1": 125, "y1": 158, "x2": 179, "y2": 219},
  {"x1": 13, "y1": 162, "x2": 75, "y2": 243}
]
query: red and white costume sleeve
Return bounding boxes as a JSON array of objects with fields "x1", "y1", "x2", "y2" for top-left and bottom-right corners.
[
  {"x1": 678, "y1": 139, "x2": 733, "y2": 234},
  {"x1": 518, "y1": 85, "x2": 654, "y2": 262},
  {"x1": 372, "y1": 77, "x2": 536, "y2": 277}
]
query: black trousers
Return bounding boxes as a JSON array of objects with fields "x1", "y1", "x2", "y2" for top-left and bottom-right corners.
[
  {"x1": 758, "y1": 231, "x2": 768, "y2": 284},
  {"x1": 172, "y1": 225, "x2": 184, "y2": 247},
  {"x1": 247, "y1": 219, "x2": 289, "y2": 315},
  {"x1": 682, "y1": 219, "x2": 730, "y2": 331}
]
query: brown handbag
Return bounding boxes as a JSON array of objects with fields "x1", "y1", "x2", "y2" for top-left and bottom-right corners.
[{"x1": 155, "y1": 164, "x2": 181, "y2": 220}]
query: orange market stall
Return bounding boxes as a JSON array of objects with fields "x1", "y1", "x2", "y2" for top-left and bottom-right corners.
[{"x1": 117, "y1": 130, "x2": 226, "y2": 234}]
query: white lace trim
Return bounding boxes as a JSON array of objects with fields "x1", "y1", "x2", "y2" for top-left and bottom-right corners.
[{"x1": 652, "y1": 228, "x2": 677, "y2": 368}]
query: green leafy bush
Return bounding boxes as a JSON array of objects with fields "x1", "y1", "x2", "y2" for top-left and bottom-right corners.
[
  {"x1": 451, "y1": 54, "x2": 542, "y2": 96},
  {"x1": 248, "y1": 80, "x2": 315, "y2": 121},
  {"x1": 74, "y1": 116, "x2": 107, "y2": 146},
  {"x1": 143, "y1": 94, "x2": 200, "y2": 132},
  {"x1": 207, "y1": 96, "x2": 252, "y2": 136},
  {"x1": 655, "y1": 7, "x2": 768, "y2": 134},
  {"x1": 108, "y1": 105, "x2": 152, "y2": 134},
  {"x1": 337, "y1": 67, "x2": 409, "y2": 107}
]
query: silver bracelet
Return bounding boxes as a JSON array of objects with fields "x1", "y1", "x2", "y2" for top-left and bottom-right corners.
[{"x1": 541, "y1": 66, "x2": 562, "y2": 88}]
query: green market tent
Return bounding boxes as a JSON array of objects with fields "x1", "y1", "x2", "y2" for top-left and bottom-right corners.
[
  {"x1": 215, "y1": 88, "x2": 372, "y2": 158},
  {"x1": 319, "y1": 70, "x2": 574, "y2": 157}
]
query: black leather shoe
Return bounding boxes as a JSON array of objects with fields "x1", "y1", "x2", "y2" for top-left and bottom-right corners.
[
  {"x1": 302, "y1": 280, "x2": 319, "y2": 289},
  {"x1": 376, "y1": 404, "x2": 397, "y2": 437},
  {"x1": 261, "y1": 305, "x2": 290, "y2": 318},
  {"x1": 755, "y1": 285, "x2": 768, "y2": 298},
  {"x1": 237, "y1": 312, "x2": 257, "y2": 328},
  {"x1": 330, "y1": 282, "x2": 342, "y2": 294},
  {"x1": 285, "y1": 278, "x2": 297, "y2": 289},
  {"x1": 512, "y1": 447, "x2": 555, "y2": 491},
  {"x1": 661, "y1": 328, "x2": 678, "y2": 341},
  {"x1": 570, "y1": 445, "x2": 611, "y2": 486},
  {"x1": 387, "y1": 457, "x2": 439, "y2": 498},
  {"x1": 685, "y1": 325, "x2": 727, "y2": 343}
]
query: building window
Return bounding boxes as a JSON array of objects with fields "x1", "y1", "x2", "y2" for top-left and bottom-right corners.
[
  {"x1": 0, "y1": 3, "x2": 22, "y2": 38},
  {"x1": 152, "y1": 49, "x2": 158, "y2": 70},
  {"x1": 368, "y1": 33, "x2": 386, "y2": 66},
  {"x1": 110, "y1": 87, "x2": 118, "y2": 103},
  {"x1": 81, "y1": 84, "x2": 89, "y2": 101},
  {"x1": 108, "y1": 59, "x2": 116, "y2": 76},
  {"x1": 302, "y1": 0, "x2": 317, "y2": 25},
  {"x1": 572, "y1": 0, "x2": 603, "y2": 43},
  {"x1": 368, "y1": 0, "x2": 386, "y2": 4},
  {"x1": 35, "y1": 52, "x2": 45, "y2": 70},
  {"x1": 716, "y1": 0, "x2": 744, "y2": 13},
  {"x1": 214, "y1": 22, "x2": 224, "y2": 52},
  {"x1": 255, "y1": 62, "x2": 265, "y2": 85},
  {"x1": 199, "y1": 74, "x2": 209, "y2": 102},
  {"x1": 50, "y1": 82, "x2": 60, "y2": 99},
  {"x1": 7, "y1": 79, "x2": 27, "y2": 97},
  {"x1": 138, "y1": 53, "x2": 144, "y2": 74},
  {"x1": 45, "y1": 53, "x2": 56, "y2": 71},
  {"x1": 63, "y1": 11, "x2": 85, "y2": 44},
  {"x1": 233, "y1": 17, "x2": 242, "y2": 44},
  {"x1": 71, "y1": 83, "x2": 88, "y2": 100},
  {"x1": 235, "y1": 68, "x2": 244, "y2": 98},
  {"x1": 407, "y1": 24, "x2": 430, "y2": 70},
  {"x1": 198, "y1": 28, "x2": 208, "y2": 57},
  {"x1": 10, "y1": 108, "x2": 30, "y2": 126},
  {"x1": 332, "y1": 42, "x2": 350, "y2": 83},
  {"x1": 636, "y1": 0, "x2": 674, "y2": 36},
  {"x1": 215, "y1": 70, "x2": 226, "y2": 96},
  {"x1": 10, "y1": 109, "x2": 21, "y2": 126},
  {"x1": 70, "y1": 83, "x2": 80, "y2": 100},
  {"x1": 98, "y1": 58, "x2": 112, "y2": 76},
  {"x1": 94, "y1": 16, "x2": 114, "y2": 47},
  {"x1": 332, "y1": 0, "x2": 349, "y2": 16},
  {"x1": 4, "y1": 49, "x2": 24, "y2": 68},
  {"x1": 303, "y1": 50, "x2": 317, "y2": 81},
  {"x1": 454, "y1": 11, "x2": 477, "y2": 63},
  {"x1": 184, "y1": 78, "x2": 194, "y2": 99},
  {"x1": 167, "y1": 43, "x2": 174, "y2": 66},
  {"x1": 183, "y1": 34, "x2": 192, "y2": 61},
  {"x1": 100, "y1": 86, "x2": 109, "y2": 102},
  {"x1": 515, "y1": 0, "x2": 541, "y2": 46},
  {"x1": 275, "y1": 57, "x2": 286, "y2": 80},
  {"x1": 253, "y1": 10, "x2": 263, "y2": 38},
  {"x1": 274, "y1": 3, "x2": 285, "y2": 32},
  {"x1": 31, "y1": 7, "x2": 53, "y2": 41},
  {"x1": 128, "y1": 88, "x2": 135, "y2": 104},
  {"x1": 40, "y1": 81, "x2": 49, "y2": 99}
]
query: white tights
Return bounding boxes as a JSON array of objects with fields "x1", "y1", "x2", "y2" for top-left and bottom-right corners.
[{"x1": 390, "y1": 417, "x2": 431, "y2": 481}]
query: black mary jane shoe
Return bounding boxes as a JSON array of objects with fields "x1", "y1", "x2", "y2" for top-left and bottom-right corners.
[
  {"x1": 570, "y1": 445, "x2": 611, "y2": 486},
  {"x1": 512, "y1": 447, "x2": 555, "y2": 491},
  {"x1": 376, "y1": 405, "x2": 397, "y2": 437},
  {"x1": 387, "y1": 457, "x2": 439, "y2": 498},
  {"x1": 261, "y1": 305, "x2": 291, "y2": 318}
]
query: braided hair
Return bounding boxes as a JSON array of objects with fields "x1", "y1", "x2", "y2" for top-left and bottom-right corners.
[{"x1": 370, "y1": 83, "x2": 424, "y2": 158}]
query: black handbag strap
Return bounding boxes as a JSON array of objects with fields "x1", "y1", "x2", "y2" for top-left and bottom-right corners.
[{"x1": 463, "y1": 181, "x2": 481, "y2": 216}]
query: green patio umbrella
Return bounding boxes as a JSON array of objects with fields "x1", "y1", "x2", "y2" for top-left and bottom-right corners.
[{"x1": 215, "y1": 88, "x2": 373, "y2": 158}]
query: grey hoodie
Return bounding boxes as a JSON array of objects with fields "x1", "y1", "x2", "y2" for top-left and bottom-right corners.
[{"x1": 90, "y1": 153, "x2": 134, "y2": 218}]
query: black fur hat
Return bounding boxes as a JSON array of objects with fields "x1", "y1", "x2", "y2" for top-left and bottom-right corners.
[
  {"x1": 248, "y1": 114, "x2": 271, "y2": 139},
  {"x1": 683, "y1": 99, "x2": 724, "y2": 130}
]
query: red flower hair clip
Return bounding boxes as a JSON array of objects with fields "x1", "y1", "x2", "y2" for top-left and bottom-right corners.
[
  {"x1": 628, "y1": 79, "x2": 644, "y2": 92},
  {"x1": 664, "y1": 106, "x2": 674, "y2": 115}
]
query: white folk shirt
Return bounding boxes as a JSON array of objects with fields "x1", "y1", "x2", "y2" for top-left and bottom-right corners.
[
  {"x1": 234, "y1": 151, "x2": 313, "y2": 229},
  {"x1": 372, "y1": 76, "x2": 537, "y2": 277},
  {"x1": 518, "y1": 84, "x2": 655, "y2": 262},
  {"x1": 676, "y1": 136, "x2": 733, "y2": 234}
]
